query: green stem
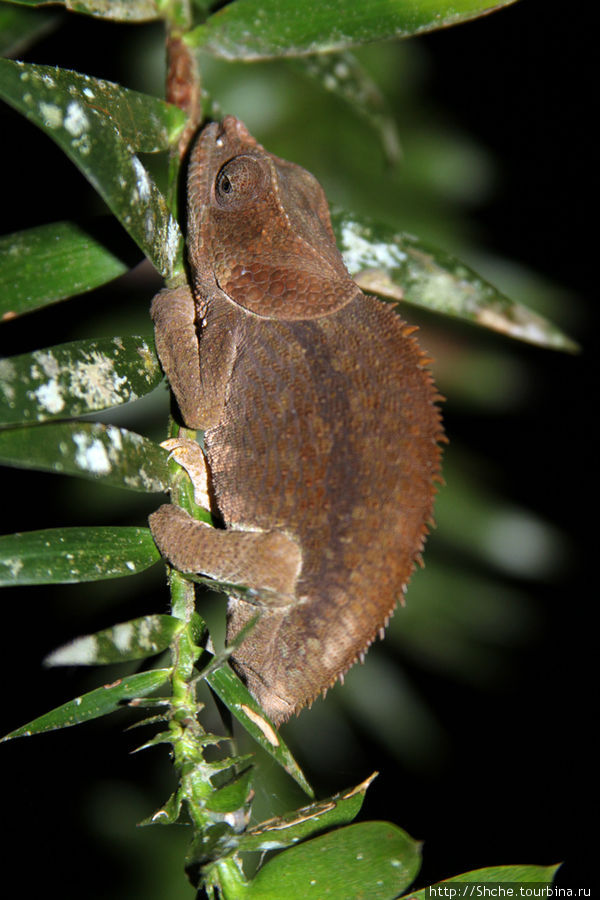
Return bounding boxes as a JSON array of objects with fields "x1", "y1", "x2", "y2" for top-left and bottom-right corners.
[{"x1": 156, "y1": 12, "x2": 250, "y2": 894}]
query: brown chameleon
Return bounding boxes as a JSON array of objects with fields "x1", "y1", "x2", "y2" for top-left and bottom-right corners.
[{"x1": 149, "y1": 116, "x2": 443, "y2": 726}]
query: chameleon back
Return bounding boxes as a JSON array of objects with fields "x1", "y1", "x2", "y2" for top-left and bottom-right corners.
[{"x1": 204, "y1": 290, "x2": 442, "y2": 723}]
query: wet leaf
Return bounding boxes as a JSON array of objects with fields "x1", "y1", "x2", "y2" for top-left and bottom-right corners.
[
  {"x1": 332, "y1": 210, "x2": 578, "y2": 351},
  {"x1": 188, "y1": 0, "x2": 517, "y2": 60},
  {"x1": 0, "y1": 59, "x2": 185, "y2": 277},
  {"x1": 238, "y1": 773, "x2": 376, "y2": 853},
  {"x1": 245, "y1": 821, "x2": 420, "y2": 899},
  {"x1": 206, "y1": 664, "x2": 314, "y2": 798},
  {"x1": 0, "y1": 334, "x2": 162, "y2": 427},
  {"x1": 0, "y1": 422, "x2": 170, "y2": 491},
  {"x1": 45, "y1": 614, "x2": 183, "y2": 666},
  {"x1": 0, "y1": 525, "x2": 160, "y2": 585},
  {"x1": 0, "y1": 220, "x2": 140, "y2": 320},
  {"x1": 0, "y1": 668, "x2": 171, "y2": 742}
]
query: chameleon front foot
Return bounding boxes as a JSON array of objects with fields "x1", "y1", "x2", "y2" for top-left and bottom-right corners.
[{"x1": 149, "y1": 504, "x2": 302, "y2": 605}]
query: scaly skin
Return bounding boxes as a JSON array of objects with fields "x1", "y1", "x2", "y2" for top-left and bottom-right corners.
[{"x1": 149, "y1": 117, "x2": 444, "y2": 724}]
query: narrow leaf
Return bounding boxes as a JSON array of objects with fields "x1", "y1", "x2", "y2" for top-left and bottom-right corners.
[
  {"x1": 0, "y1": 59, "x2": 184, "y2": 277},
  {"x1": 1, "y1": 668, "x2": 171, "y2": 742},
  {"x1": 238, "y1": 773, "x2": 376, "y2": 853},
  {"x1": 0, "y1": 335, "x2": 162, "y2": 427},
  {"x1": 4, "y1": 0, "x2": 160, "y2": 21},
  {"x1": 0, "y1": 221, "x2": 140, "y2": 320},
  {"x1": 246, "y1": 821, "x2": 421, "y2": 900},
  {"x1": 206, "y1": 664, "x2": 314, "y2": 798},
  {"x1": 0, "y1": 526, "x2": 160, "y2": 586},
  {"x1": 0, "y1": 4, "x2": 57, "y2": 56},
  {"x1": 45, "y1": 614, "x2": 183, "y2": 666},
  {"x1": 139, "y1": 789, "x2": 184, "y2": 827},
  {"x1": 332, "y1": 210, "x2": 579, "y2": 352},
  {"x1": 188, "y1": 0, "x2": 517, "y2": 60},
  {"x1": 403, "y1": 864, "x2": 560, "y2": 899},
  {"x1": 0, "y1": 422, "x2": 170, "y2": 492},
  {"x1": 292, "y1": 52, "x2": 400, "y2": 165}
]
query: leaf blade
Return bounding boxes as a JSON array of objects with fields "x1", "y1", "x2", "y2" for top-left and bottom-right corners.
[
  {"x1": 0, "y1": 422, "x2": 170, "y2": 492},
  {"x1": 206, "y1": 664, "x2": 314, "y2": 798},
  {"x1": 0, "y1": 526, "x2": 160, "y2": 586},
  {"x1": 188, "y1": 0, "x2": 518, "y2": 60},
  {"x1": 403, "y1": 864, "x2": 561, "y2": 898},
  {"x1": 1, "y1": 668, "x2": 172, "y2": 742},
  {"x1": 4, "y1": 1, "x2": 161, "y2": 25},
  {"x1": 238, "y1": 773, "x2": 376, "y2": 853},
  {"x1": 245, "y1": 820, "x2": 421, "y2": 899},
  {"x1": 0, "y1": 59, "x2": 184, "y2": 277},
  {"x1": 332, "y1": 210, "x2": 578, "y2": 352},
  {"x1": 45, "y1": 614, "x2": 183, "y2": 666},
  {"x1": 0, "y1": 335, "x2": 162, "y2": 427},
  {"x1": 0, "y1": 221, "x2": 140, "y2": 320},
  {"x1": 291, "y1": 51, "x2": 401, "y2": 165},
  {"x1": 0, "y1": 4, "x2": 57, "y2": 56}
]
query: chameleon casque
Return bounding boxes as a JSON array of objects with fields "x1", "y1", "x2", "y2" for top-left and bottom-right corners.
[{"x1": 149, "y1": 116, "x2": 443, "y2": 726}]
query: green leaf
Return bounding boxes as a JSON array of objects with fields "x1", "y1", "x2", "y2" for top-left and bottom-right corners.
[
  {"x1": 3, "y1": 0, "x2": 161, "y2": 23},
  {"x1": 0, "y1": 221, "x2": 140, "y2": 320},
  {"x1": 0, "y1": 3, "x2": 57, "y2": 56},
  {"x1": 139, "y1": 789, "x2": 184, "y2": 827},
  {"x1": 0, "y1": 668, "x2": 171, "y2": 742},
  {"x1": 188, "y1": 0, "x2": 518, "y2": 60},
  {"x1": 0, "y1": 526, "x2": 160, "y2": 585},
  {"x1": 0, "y1": 422, "x2": 170, "y2": 491},
  {"x1": 44, "y1": 614, "x2": 183, "y2": 666},
  {"x1": 238, "y1": 773, "x2": 376, "y2": 853},
  {"x1": 245, "y1": 821, "x2": 420, "y2": 900},
  {"x1": 205, "y1": 765, "x2": 254, "y2": 815},
  {"x1": 0, "y1": 335, "x2": 162, "y2": 427},
  {"x1": 0, "y1": 59, "x2": 185, "y2": 277},
  {"x1": 206, "y1": 664, "x2": 314, "y2": 799},
  {"x1": 403, "y1": 863, "x2": 561, "y2": 898},
  {"x1": 332, "y1": 210, "x2": 579, "y2": 352},
  {"x1": 292, "y1": 52, "x2": 400, "y2": 165}
]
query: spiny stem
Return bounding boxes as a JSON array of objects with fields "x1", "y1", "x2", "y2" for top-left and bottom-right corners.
[{"x1": 158, "y1": 10, "x2": 251, "y2": 894}]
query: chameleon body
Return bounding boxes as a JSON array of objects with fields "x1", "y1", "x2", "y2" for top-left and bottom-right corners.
[{"x1": 149, "y1": 116, "x2": 443, "y2": 725}]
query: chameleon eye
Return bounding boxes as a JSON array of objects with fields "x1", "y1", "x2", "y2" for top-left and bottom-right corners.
[{"x1": 215, "y1": 155, "x2": 269, "y2": 207}]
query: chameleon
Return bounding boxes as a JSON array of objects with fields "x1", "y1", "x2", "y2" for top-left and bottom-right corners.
[{"x1": 149, "y1": 116, "x2": 443, "y2": 726}]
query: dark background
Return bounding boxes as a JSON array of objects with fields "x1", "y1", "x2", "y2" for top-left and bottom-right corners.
[{"x1": 1, "y1": 0, "x2": 595, "y2": 896}]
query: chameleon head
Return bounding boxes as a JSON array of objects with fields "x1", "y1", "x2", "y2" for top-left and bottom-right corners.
[{"x1": 186, "y1": 116, "x2": 358, "y2": 320}]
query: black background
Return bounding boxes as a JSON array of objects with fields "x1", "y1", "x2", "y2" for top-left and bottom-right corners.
[{"x1": 1, "y1": 0, "x2": 596, "y2": 896}]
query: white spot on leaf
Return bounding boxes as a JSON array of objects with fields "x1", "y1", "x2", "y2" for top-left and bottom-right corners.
[
  {"x1": 47, "y1": 635, "x2": 99, "y2": 665},
  {"x1": 341, "y1": 222, "x2": 407, "y2": 274},
  {"x1": 112, "y1": 623, "x2": 135, "y2": 652},
  {"x1": 72, "y1": 433, "x2": 111, "y2": 475},
  {"x1": 3, "y1": 558, "x2": 24, "y2": 578},
  {"x1": 64, "y1": 101, "x2": 89, "y2": 137},
  {"x1": 33, "y1": 380, "x2": 65, "y2": 414},
  {"x1": 132, "y1": 156, "x2": 151, "y2": 202},
  {"x1": 39, "y1": 102, "x2": 63, "y2": 129}
]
